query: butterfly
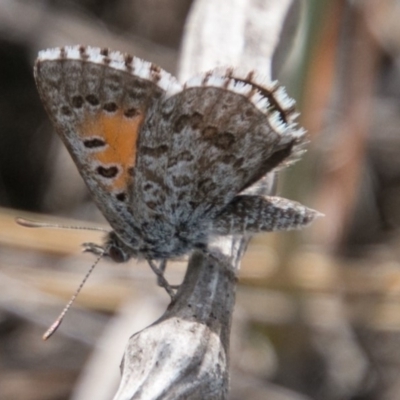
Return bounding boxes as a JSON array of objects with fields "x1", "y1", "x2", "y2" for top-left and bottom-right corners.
[{"x1": 34, "y1": 45, "x2": 318, "y2": 293}]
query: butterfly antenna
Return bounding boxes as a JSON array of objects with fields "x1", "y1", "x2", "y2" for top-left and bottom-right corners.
[
  {"x1": 42, "y1": 248, "x2": 106, "y2": 340},
  {"x1": 16, "y1": 217, "x2": 109, "y2": 232}
]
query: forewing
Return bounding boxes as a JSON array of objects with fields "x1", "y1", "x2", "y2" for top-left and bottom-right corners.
[
  {"x1": 131, "y1": 69, "x2": 306, "y2": 225},
  {"x1": 34, "y1": 46, "x2": 181, "y2": 240}
]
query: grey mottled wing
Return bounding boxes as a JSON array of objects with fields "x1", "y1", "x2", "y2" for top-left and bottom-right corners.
[{"x1": 131, "y1": 69, "x2": 306, "y2": 228}]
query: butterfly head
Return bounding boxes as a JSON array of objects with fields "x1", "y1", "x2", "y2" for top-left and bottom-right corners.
[
  {"x1": 106, "y1": 231, "x2": 139, "y2": 262},
  {"x1": 83, "y1": 231, "x2": 138, "y2": 263}
]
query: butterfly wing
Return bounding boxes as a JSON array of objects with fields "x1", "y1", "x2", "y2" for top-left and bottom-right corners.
[
  {"x1": 34, "y1": 46, "x2": 182, "y2": 242},
  {"x1": 131, "y1": 69, "x2": 306, "y2": 228}
]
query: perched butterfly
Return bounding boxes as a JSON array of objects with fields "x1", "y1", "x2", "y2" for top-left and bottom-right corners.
[{"x1": 34, "y1": 45, "x2": 318, "y2": 292}]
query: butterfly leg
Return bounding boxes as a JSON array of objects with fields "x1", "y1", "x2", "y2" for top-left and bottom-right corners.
[
  {"x1": 82, "y1": 242, "x2": 105, "y2": 257},
  {"x1": 157, "y1": 260, "x2": 181, "y2": 290},
  {"x1": 157, "y1": 259, "x2": 168, "y2": 285},
  {"x1": 147, "y1": 259, "x2": 177, "y2": 299}
]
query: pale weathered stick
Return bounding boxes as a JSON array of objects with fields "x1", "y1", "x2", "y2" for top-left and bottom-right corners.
[{"x1": 113, "y1": 1, "x2": 295, "y2": 399}]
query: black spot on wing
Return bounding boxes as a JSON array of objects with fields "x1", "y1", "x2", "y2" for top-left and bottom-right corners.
[
  {"x1": 84, "y1": 138, "x2": 106, "y2": 149},
  {"x1": 97, "y1": 165, "x2": 119, "y2": 178},
  {"x1": 86, "y1": 94, "x2": 100, "y2": 106}
]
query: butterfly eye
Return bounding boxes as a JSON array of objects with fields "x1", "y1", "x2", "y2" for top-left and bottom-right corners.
[{"x1": 108, "y1": 245, "x2": 128, "y2": 263}]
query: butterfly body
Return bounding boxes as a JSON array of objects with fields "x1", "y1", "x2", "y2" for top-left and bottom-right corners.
[{"x1": 35, "y1": 46, "x2": 317, "y2": 263}]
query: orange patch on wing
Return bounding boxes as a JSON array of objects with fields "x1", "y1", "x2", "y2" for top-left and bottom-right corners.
[{"x1": 79, "y1": 110, "x2": 143, "y2": 190}]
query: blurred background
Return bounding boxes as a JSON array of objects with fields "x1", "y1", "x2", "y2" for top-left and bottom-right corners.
[{"x1": 1, "y1": 0, "x2": 400, "y2": 399}]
